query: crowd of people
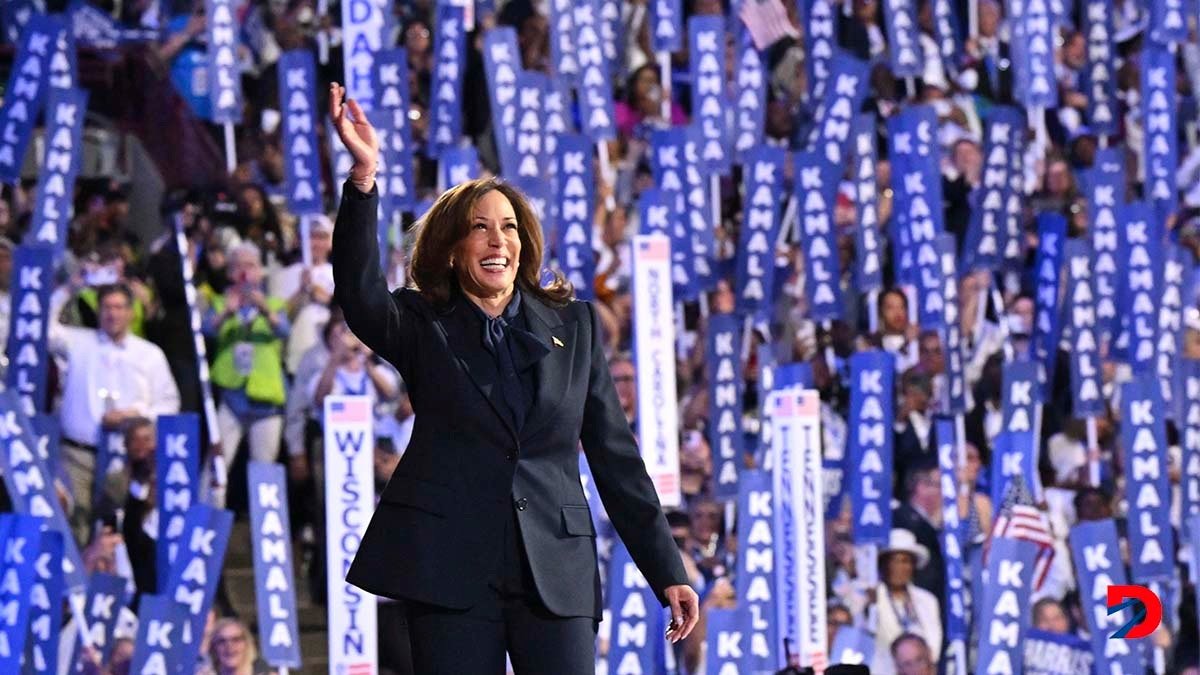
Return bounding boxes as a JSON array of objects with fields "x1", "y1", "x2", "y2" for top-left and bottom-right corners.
[{"x1": 4, "y1": 0, "x2": 1200, "y2": 673}]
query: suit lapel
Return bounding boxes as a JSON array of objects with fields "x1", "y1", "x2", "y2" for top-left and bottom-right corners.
[
  {"x1": 522, "y1": 295, "x2": 575, "y2": 439},
  {"x1": 435, "y1": 298, "x2": 518, "y2": 443}
]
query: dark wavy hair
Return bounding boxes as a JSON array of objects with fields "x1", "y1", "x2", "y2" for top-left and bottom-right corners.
[{"x1": 408, "y1": 178, "x2": 573, "y2": 308}]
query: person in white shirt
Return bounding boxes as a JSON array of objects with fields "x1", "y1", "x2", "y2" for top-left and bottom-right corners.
[
  {"x1": 307, "y1": 315, "x2": 400, "y2": 420},
  {"x1": 869, "y1": 530, "x2": 943, "y2": 675},
  {"x1": 269, "y1": 214, "x2": 335, "y2": 375},
  {"x1": 49, "y1": 282, "x2": 181, "y2": 544}
]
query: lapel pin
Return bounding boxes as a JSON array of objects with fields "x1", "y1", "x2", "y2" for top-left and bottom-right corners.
[{"x1": 552, "y1": 336, "x2": 565, "y2": 348}]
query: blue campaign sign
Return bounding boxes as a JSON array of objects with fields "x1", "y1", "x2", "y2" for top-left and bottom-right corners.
[
  {"x1": 373, "y1": 48, "x2": 415, "y2": 213},
  {"x1": 794, "y1": 150, "x2": 844, "y2": 321},
  {"x1": 279, "y1": 50, "x2": 323, "y2": 215},
  {"x1": 512, "y1": 71, "x2": 551, "y2": 222},
  {"x1": 1181, "y1": 361, "x2": 1200, "y2": 524},
  {"x1": 168, "y1": 504, "x2": 235, "y2": 669},
  {"x1": 1001, "y1": 359, "x2": 1042, "y2": 434},
  {"x1": 1002, "y1": 113, "x2": 1027, "y2": 271},
  {"x1": 707, "y1": 314, "x2": 744, "y2": 501},
  {"x1": 27, "y1": 87, "x2": 87, "y2": 252},
  {"x1": 427, "y1": 4, "x2": 466, "y2": 158},
  {"x1": 1149, "y1": 0, "x2": 1188, "y2": 45},
  {"x1": 573, "y1": 0, "x2": 616, "y2": 141},
  {"x1": 513, "y1": 70, "x2": 550, "y2": 184},
  {"x1": 1064, "y1": 240, "x2": 1105, "y2": 417},
  {"x1": 934, "y1": 235, "x2": 967, "y2": 413},
  {"x1": 0, "y1": 13, "x2": 59, "y2": 183},
  {"x1": 29, "y1": 414, "x2": 63, "y2": 484},
  {"x1": 1116, "y1": 202, "x2": 1161, "y2": 372},
  {"x1": 555, "y1": 134, "x2": 596, "y2": 300},
  {"x1": 1082, "y1": 0, "x2": 1118, "y2": 135},
  {"x1": 689, "y1": 15, "x2": 730, "y2": 173},
  {"x1": 930, "y1": 0, "x2": 961, "y2": 67},
  {"x1": 1142, "y1": 44, "x2": 1177, "y2": 228},
  {"x1": 881, "y1": 0, "x2": 921, "y2": 78},
  {"x1": 74, "y1": 572, "x2": 129, "y2": 664},
  {"x1": 606, "y1": 539, "x2": 665, "y2": 674},
  {"x1": 598, "y1": 0, "x2": 622, "y2": 79},
  {"x1": 129, "y1": 594, "x2": 189, "y2": 675},
  {"x1": 976, "y1": 537, "x2": 1037, "y2": 673},
  {"x1": 638, "y1": 189, "x2": 673, "y2": 239},
  {"x1": 1011, "y1": 0, "x2": 1057, "y2": 109},
  {"x1": 888, "y1": 106, "x2": 945, "y2": 324},
  {"x1": 829, "y1": 625, "x2": 874, "y2": 666},
  {"x1": 1, "y1": 1, "x2": 37, "y2": 46},
  {"x1": 650, "y1": 129, "x2": 696, "y2": 300},
  {"x1": 810, "y1": 53, "x2": 870, "y2": 168},
  {"x1": 1120, "y1": 374, "x2": 1176, "y2": 582},
  {"x1": 547, "y1": 0, "x2": 579, "y2": 85},
  {"x1": 5, "y1": 245, "x2": 55, "y2": 416},
  {"x1": 733, "y1": 34, "x2": 766, "y2": 162},
  {"x1": 0, "y1": 515, "x2": 42, "y2": 668},
  {"x1": 935, "y1": 418, "x2": 968, "y2": 664},
  {"x1": 681, "y1": 129, "x2": 716, "y2": 290},
  {"x1": 1031, "y1": 213, "x2": 1066, "y2": 399},
  {"x1": 1068, "y1": 520, "x2": 1145, "y2": 673},
  {"x1": 29, "y1": 414, "x2": 64, "y2": 500},
  {"x1": 851, "y1": 114, "x2": 883, "y2": 293},
  {"x1": 93, "y1": 429, "x2": 126, "y2": 515},
  {"x1": 736, "y1": 146, "x2": 785, "y2": 315},
  {"x1": 24, "y1": 530, "x2": 63, "y2": 674},
  {"x1": 803, "y1": 0, "x2": 839, "y2": 100},
  {"x1": 482, "y1": 27, "x2": 519, "y2": 172},
  {"x1": 848, "y1": 351, "x2": 895, "y2": 545},
  {"x1": 650, "y1": 0, "x2": 683, "y2": 53},
  {"x1": 1085, "y1": 150, "x2": 1123, "y2": 340},
  {"x1": 1024, "y1": 629, "x2": 1095, "y2": 675},
  {"x1": 962, "y1": 106, "x2": 1022, "y2": 272},
  {"x1": 1158, "y1": 245, "x2": 1192, "y2": 421},
  {"x1": 247, "y1": 461, "x2": 302, "y2": 667},
  {"x1": 0, "y1": 391, "x2": 85, "y2": 594},
  {"x1": 704, "y1": 609, "x2": 743, "y2": 674},
  {"x1": 439, "y1": 146, "x2": 479, "y2": 189},
  {"x1": 155, "y1": 414, "x2": 201, "y2": 591},
  {"x1": 735, "y1": 470, "x2": 777, "y2": 672},
  {"x1": 205, "y1": 0, "x2": 242, "y2": 123}
]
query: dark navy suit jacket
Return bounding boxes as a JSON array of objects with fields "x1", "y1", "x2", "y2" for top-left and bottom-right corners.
[{"x1": 331, "y1": 182, "x2": 688, "y2": 619}]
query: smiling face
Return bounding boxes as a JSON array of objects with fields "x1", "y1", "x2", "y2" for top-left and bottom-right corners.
[{"x1": 453, "y1": 190, "x2": 522, "y2": 302}]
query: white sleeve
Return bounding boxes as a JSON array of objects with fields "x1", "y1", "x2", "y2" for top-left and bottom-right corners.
[{"x1": 148, "y1": 347, "x2": 181, "y2": 418}]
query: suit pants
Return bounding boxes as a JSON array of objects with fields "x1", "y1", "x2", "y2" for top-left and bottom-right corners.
[
  {"x1": 405, "y1": 591, "x2": 597, "y2": 674},
  {"x1": 403, "y1": 501, "x2": 598, "y2": 674}
]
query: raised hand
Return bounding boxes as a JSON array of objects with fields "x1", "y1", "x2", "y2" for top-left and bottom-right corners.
[{"x1": 328, "y1": 82, "x2": 380, "y2": 173}]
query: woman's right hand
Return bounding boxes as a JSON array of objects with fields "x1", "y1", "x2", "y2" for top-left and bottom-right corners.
[{"x1": 328, "y1": 82, "x2": 380, "y2": 173}]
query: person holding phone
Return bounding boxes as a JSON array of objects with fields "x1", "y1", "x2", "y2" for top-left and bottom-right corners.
[
  {"x1": 202, "y1": 241, "x2": 290, "y2": 508},
  {"x1": 328, "y1": 82, "x2": 698, "y2": 673}
]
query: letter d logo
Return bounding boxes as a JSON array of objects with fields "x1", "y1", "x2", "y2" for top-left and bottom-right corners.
[{"x1": 1107, "y1": 585, "x2": 1162, "y2": 639}]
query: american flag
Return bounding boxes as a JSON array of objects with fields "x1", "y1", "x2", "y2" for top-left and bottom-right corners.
[
  {"x1": 328, "y1": 398, "x2": 371, "y2": 424},
  {"x1": 986, "y1": 476, "x2": 1055, "y2": 590},
  {"x1": 638, "y1": 237, "x2": 670, "y2": 262},
  {"x1": 739, "y1": 0, "x2": 800, "y2": 50}
]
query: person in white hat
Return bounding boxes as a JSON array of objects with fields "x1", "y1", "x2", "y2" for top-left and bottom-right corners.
[{"x1": 869, "y1": 529, "x2": 943, "y2": 675}]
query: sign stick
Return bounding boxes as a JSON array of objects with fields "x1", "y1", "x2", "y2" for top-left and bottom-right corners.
[
  {"x1": 223, "y1": 122, "x2": 237, "y2": 174},
  {"x1": 1086, "y1": 416, "x2": 1100, "y2": 487},
  {"x1": 597, "y1": 141, "x2": 616, "y2": 212},
  {"x1": 658, "y1": 52, "x2": 671, "y2": 121}
]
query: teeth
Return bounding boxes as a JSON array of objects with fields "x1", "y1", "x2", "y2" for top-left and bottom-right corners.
[{"x1": 482, "y1": 258, "x2": 507, "y2": 268}]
